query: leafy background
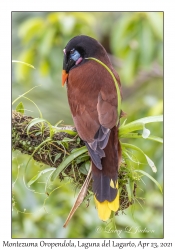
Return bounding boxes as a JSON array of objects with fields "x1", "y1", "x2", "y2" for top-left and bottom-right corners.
[{"x1": 12, "y1": 12, "x2": 163, "y2": 238}]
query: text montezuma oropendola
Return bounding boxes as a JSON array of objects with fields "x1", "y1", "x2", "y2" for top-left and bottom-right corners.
[{"x1": 62, "y1": 35, "x2": 122, "y2": 221}]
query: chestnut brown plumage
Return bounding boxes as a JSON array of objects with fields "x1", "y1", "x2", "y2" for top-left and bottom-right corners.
[{"x1": 62, "y1": 35, "x2": 122, "y2": 220}]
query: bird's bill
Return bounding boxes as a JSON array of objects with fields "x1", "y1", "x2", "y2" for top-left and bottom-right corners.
[{"x1": 62, "y1": 70, "x2": 68, "y2": 86}]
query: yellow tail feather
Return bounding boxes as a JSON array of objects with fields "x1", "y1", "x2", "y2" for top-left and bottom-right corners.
[{"x1": 94, "y1": 182, "x2": 119, "y2": 221}]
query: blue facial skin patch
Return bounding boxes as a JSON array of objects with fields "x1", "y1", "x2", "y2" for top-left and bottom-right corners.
[{"x1": 70, "y1": 50, "x2": 81, "y2": 62}]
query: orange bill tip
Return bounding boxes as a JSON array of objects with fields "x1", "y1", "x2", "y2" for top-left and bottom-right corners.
[{"x1": 62, "y1": 70, "x2": 68, "y2": 86}]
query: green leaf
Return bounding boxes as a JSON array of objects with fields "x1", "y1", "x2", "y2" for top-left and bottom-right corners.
[
  {"x1": 119, "y1": 115, "x2": 163, "y2": 136},
  {"x1": 135, "y1": 169, "x2": 162, "y2": 193},
  {"x1": 121, "y1": 143, "x2": 157, "y2": 172},
  {"x1": 120, "y1": 133, "x2": 163, "y2": 143},
  {"x1": 35, "y1": 131, "x2": 42, "y2": 136},
  {"x1": 16, "y1": 102, "x2": 24, "y2": 114},
  {"x1": 121, "y1": 118, "x2": 127, "y2": 127},
  {"x1": 50, "y1": 146, "x2": 88, "y2": 181},
  {"x1": 76, "y1": 155, "x2": 90, "y2": 164},
  {"x1": 27, "y1": 118, "x2": 45, "y2": 134},
  {"x1": 71, "y1": 147, "x2": 86, "y2": 153},
  {"x1": 52, "y1": 126, "x2": 77, "y2": 136},
  {"x1": 53, "y1": 153, "x2": 62, "y2": 163},
  {"x1": 79, "y1": 161, "x2": 91, "y2": 175},
  {"x1": 76, "y1": 137, "x2": 81, "y2": 144},
  {"x1": 122, "y1": 150, "x2": 139, "y2": 165},
  {"x1": 27, "y1": 118, "x2": 54, "y2": 138},
  {"x1": 61, "y1": 141, "x2": 68, "y2": 149},
  {"x1": 54, "y1": 120, "x2": 64, "y2": 127},
  {"x1": 62, "y1": 137, "x2": 75, "y2": 142},
  {"x1": 27, "y1": 167, "x2": 55, "y2": 187},
  {"x1": 130, "y1": 115, "x2": 163, "y2": 124}
]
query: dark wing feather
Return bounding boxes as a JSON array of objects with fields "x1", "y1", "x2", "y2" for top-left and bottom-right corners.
[{"x1": 84, "y1": 126, "x2": 110, "y2": 170}]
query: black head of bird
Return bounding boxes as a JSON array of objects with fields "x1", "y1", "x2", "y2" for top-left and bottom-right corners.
[{"x1": 62, "y1": 35, "x2": 112, "y2": 86}]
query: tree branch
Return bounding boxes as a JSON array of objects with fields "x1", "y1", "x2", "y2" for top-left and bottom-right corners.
[
  {"x1": 12, "y1": 110, "x2": 133, "y2": 212},
  {"x1": 12, "y1": 110, "x2": 84, "y2": 168},
  {"x1": 12, "y1": 110, "x2": 88, "y2": 187}
]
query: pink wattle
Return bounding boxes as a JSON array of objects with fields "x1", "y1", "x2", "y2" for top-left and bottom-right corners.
[{"x1": 76, "y1": 57, "x2": 83, "y2": 65}]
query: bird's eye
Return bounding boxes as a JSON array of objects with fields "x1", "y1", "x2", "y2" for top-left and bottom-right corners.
[{"x1": 70, "y1": 48, "x2": 75, "y2": 54}]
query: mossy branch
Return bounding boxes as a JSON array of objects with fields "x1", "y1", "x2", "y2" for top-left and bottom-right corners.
[
  {"x1": 12, "y1": 110, "x2": 133, "y2": 212},
  {"x1": 12, "y1": 110, "x2": 84, "y2": 169}
]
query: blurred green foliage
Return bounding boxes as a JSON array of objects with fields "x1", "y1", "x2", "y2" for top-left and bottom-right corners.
[{"x1": 12, "y1": 12, "x2": 163, "y2": 238}]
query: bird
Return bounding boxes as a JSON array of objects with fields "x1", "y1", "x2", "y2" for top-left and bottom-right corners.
[{"x1": 62, "y1": 35, "x2": 122, "y2": 221}]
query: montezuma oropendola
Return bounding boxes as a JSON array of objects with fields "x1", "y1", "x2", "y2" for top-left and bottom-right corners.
[{"x1": 62, "y1": 35, "x2": 122, "y2": 221}]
